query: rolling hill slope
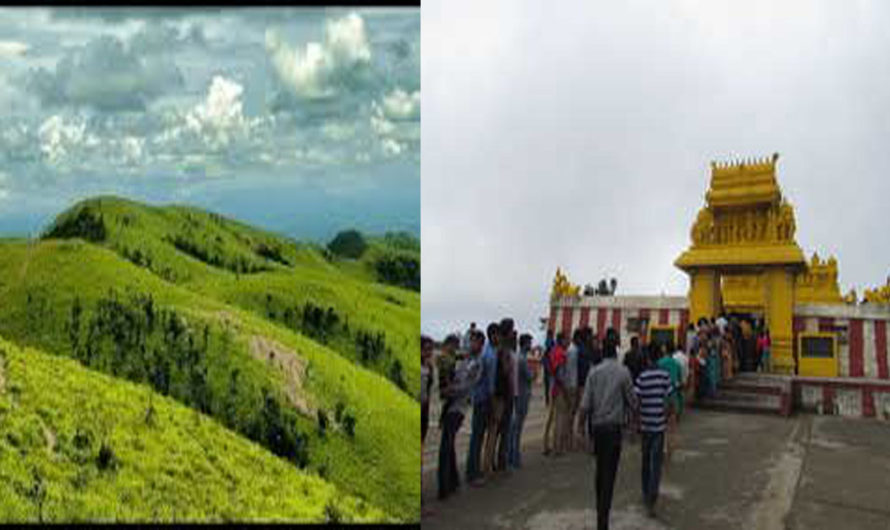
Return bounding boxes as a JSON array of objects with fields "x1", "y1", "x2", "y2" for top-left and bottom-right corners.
[
  {"x1": 42, "y1": 196, "x2": 420, "y2": 399},
  {"x1": 0, "y1": 198, "x2": 420, "y2": 521},
  {"x1": 0, "y1": 336, "x2": 385, "y2": 523}
]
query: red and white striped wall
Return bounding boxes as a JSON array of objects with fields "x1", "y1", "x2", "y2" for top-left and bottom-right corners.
[
  {"x1": 793, "y1": 304, "x2": 890, "y2": 380},
  {"x1": 549, "y1": 296, "x2": 689, "y2": 354},
  {"x1": 548, "y1": 297, "x2": 890, "y2": 381}
]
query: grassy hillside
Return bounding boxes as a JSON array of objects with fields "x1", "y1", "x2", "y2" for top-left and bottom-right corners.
[
  {"x1": 0, "y1": 336, "x2": 385, "y2": 523},
  {"x1": 42, "y1": 196, "x2": 420, "y2": 399},
  {"x1": 0, "y1": 200, "x2": 420, "y2": 521}
]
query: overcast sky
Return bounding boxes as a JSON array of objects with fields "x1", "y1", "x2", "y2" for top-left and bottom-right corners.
[
  {"x1": 0, "y1": 7, "x2": 419, "y2": 241},
  {"x1": 421, "y1": 0, "x2": 890, "y2": 342}
]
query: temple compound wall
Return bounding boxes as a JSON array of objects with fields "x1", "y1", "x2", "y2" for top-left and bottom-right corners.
[
  {"x1": 547, "y1": 154, "x2": 890, "y2": 420},
  {"x1": 548, "y1": 295, "x2": 890, "y2": 419}
]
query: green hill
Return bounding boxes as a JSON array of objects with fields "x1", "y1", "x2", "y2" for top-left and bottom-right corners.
[
  {"x1": 42, "y1": 196, "x2": 420, "y2": 399},
  {"x1": 0, "y1": 336, "x2": 385, "y2": 523},
  {"x1": 0, "y1": 196, "x2": 419, "y2": 521}
]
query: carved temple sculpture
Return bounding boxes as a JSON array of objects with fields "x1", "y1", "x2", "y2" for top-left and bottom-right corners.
[
  {"x1": 676, "y1": 153, "x2": 808, "y2": 375},
  {"x1": 863, "y1": 278, "x2": 890, "y2": 305},
  {"x1": 551, "y1": 267, "x2": 581, "y2": 300}
]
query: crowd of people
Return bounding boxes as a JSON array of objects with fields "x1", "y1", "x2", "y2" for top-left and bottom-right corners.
[{"x1": 420, "y1": 311, "x2": 772, "y2": 528}]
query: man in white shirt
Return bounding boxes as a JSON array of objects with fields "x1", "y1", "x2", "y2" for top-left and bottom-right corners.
[
  {"x1": 462, "y1": 322, "x2": 476, "y2": 352},
  {"x1": 715, "y1": 313, "x2": 728, "y2": 336},
  {"x1": 564, "y1": 330, "x2": 580, "y2": 450}
]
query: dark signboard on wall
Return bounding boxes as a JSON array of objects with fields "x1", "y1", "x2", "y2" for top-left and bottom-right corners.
[
  {"x1": 801, "y1": 335, "x2": 835, "y2": 359},
  {"x1": 650, "y1": 327, "x2": 677, "y2": 349}
]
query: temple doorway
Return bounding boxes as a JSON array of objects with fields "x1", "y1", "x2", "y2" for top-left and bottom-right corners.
[{"x1": 723, "y1": 310, "x2": 763, "y2": 372}]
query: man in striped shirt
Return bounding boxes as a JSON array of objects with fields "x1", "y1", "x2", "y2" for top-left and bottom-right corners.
[{"x1": 635, "y1": 344, "x2": 674, "y2": 518}]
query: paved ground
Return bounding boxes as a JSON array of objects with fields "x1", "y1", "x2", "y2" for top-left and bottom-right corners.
[{"x1": 422, "y1": 382, "x2": 890, "y2": 530}]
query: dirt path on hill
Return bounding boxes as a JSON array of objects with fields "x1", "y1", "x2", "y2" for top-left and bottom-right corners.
[
  {"x1": 41, "y1": 420, "x2": 57, "y2": 458},
  {"x1": 249, "y1": 335, "x2": 312, "y2": 416}
]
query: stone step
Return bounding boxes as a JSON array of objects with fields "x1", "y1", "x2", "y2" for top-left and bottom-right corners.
[
  {"x1": 695, "y1": 391, "x2": 782, "y2": 415},
  {"x1": 719, "y1": 380, "x2": 784, "y2": 396},
  {"x1": 712, "y1": 389, "x2": 781, "y2": 406}
]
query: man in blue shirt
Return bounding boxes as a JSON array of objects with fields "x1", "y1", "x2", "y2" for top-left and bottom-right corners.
[{"x1": 465, "y1": 322, "x2": 498, "y2": 484}]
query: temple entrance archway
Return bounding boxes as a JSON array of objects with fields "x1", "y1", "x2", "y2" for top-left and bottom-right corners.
[{"x1": 676, "y1": 154, "x2": 806, "y2": 374}]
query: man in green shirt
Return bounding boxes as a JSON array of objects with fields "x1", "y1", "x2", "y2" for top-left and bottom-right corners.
[{"x1": 655, "y1": 341, "x2": 681, "y2": 461}]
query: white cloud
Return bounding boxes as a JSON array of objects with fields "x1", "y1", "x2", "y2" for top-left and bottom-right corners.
[
  {"x1": 265, "y1": 12, "x2": 372, "y2": 99},
  {"x1": 157, "y1": 75, "x2": 258, "y2": 151},
  {"x1": 371, "y1": 88, "x2": 420, "y2": 157},
  {"x1": 322, "y1": 121, "x2": 357, "y2": 141},
  {"x1": 0, "y1": 40, "x2": 29, "y2": 57},
  {"x1": 38, "y1": 114, "x2": 87, "y2": 164},
  {"x1": 380, "y1": 88, "x2": 420, "y2": 121},
  {"x1": 185, "y1": 76, "x2": 249, "y2": 137},
  {"x1": 381, "y1": 137, "x2": 403, "y2": 156}
]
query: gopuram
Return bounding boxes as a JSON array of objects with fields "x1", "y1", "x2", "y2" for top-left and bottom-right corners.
[{"x1": 547, "y1": 154, "x2": 890, "y2": 419}]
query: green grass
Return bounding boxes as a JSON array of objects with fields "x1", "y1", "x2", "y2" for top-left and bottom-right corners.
[
  {"x1": 0, "y1": 197, "x2": 420, "y2": 521},
  {"x1": 42, "y1": 196, "x2": 420, "y2": 398},
  {"x1": 0, "y1": 336, "x2": 387, "y2": 523}
]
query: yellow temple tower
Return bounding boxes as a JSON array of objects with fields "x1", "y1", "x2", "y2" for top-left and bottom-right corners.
[{"x1": 675, "y1": 153, "x2": 806, "y2": 374}]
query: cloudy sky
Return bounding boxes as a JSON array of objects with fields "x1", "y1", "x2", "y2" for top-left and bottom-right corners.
[
  {"x1": 0, "y1": 7, "x2": 419, "y2": 241},
  {"x1": 421, "y1": 0, "x2": 890, "y2": 341}
]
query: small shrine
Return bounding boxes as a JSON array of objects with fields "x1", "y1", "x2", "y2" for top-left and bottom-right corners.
[{"x1": 550, "y1": 267, "x2": 580, "y2": 300}]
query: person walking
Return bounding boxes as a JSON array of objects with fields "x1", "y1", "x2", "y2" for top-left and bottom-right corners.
[
  {"x1": 671, "y1": 342, "x2": 689, "y2": 422},
  {"x1": 543, "y1": 332, "x2": 568, "y2": 456},
  {"x1": 437, "y1": 338, "x2": 481, "y2": 500},
  {"x1": 461, "y1": 322, "x2": 476, "y2": 352},
  {"x1": 508, "y1": 333, "x2": 533, "y2": 469},
  {"x1": 464, "y1": 329, "x2": 490, "y2": 485},
  {"x1": 421, "y1": 336, "x2": 434, "y2": 445},
  {"x1": 577, "y1": 328, "x2": 637, "y2": 530},
  {"x1": 623, "y1": 336, "x2": 644, "y2": 443},
  {"x1": 421, "y1": 335, "x2": 435, "y2": 516},
  {"x1": 563, "y1": 329, "x2": 581, "y2": 451},
  {"x1": 635, "y1": 345, "x2": 673, "y2": 518},
  {"x1": 494, "y1": 319, "x2": 517, "y2": 473},
  {"x1": 757, "y1": 328, "x2": 772, "y2": 372},
  {"x1": 480, "y1": 323, "x2": 501, "y2": 479},
  {"x1": 656, "y1": 342, "x2": 681, "y2": 462},
  {"x1": 543, "y1": 329, "x2": 554, "y2": 407}
]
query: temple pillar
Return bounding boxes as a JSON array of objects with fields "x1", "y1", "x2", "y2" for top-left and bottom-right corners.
[
  {"x1": 764, "y1": 267, "x2": 796, "y2": 375},
  {"x1": 689, "y1": 269, "x2": 721, "y2": 323}
]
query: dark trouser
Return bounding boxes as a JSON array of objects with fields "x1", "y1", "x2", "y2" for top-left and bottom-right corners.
[
  {"x1": 465, "y1": 400, "x2": 490, "y2": 481},
  {"x1": 593, "y1": 424, "x2": 623, "y2": 530},
  {"x1": 438, "y1": 411, "x2": 464, "y2": 499},
  {"x1": 641, "y1": 431, "x2": 665, "y2": 508},
  {"x1": 421, "y1": 401, "x2": 430, "y2": 444},
  {"x1": 496, "y1": 396, "x2": 514, "y2": 471}
]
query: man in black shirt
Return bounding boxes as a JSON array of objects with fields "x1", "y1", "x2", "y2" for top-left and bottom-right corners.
[{"x1": 623, "y1": 336, "x2": 643, "y2": 382}]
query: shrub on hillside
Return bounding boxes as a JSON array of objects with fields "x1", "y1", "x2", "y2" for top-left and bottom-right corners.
[
  {"x1": 43, "y1": 207, "x2": 107, "y2": 242},
  {"x1": 382, "y1": 231, "x2": 420, "y2": 252},
  {"x1": 65, "y1": 290, "x2": 310, "y2": 470},
  {"x1": 256, "y1": 243, "x2": 291, "y2": 266},
  {"x1": 327, "y1": 230, "x2": 367, "y2": 259},
  {"x1": 374, "y1": 254, "x2": 419, "y2": 292},
  {"x1": 388, "y1": 359, "x2": 407, "y2": 391}
]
